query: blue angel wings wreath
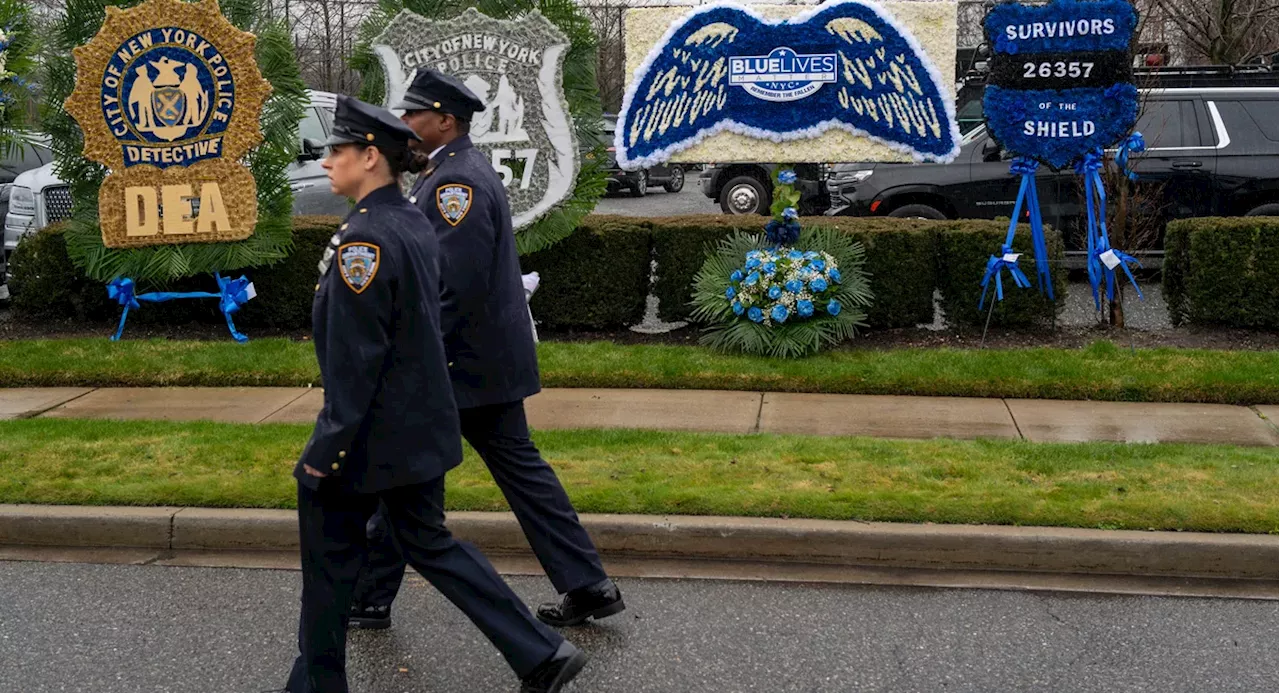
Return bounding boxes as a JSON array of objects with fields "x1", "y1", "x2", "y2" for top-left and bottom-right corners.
[{"x1": 615, "y1": 0, "x2": 961, "y2": 169}]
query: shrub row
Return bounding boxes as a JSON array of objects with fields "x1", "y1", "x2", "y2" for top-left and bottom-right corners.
[
  {"x1": 1163, "y1": 216, "x2": 1279, "y2": 329},
  {"x1": 9, "y1": 214, "x2": 1066, "y2": 332}
]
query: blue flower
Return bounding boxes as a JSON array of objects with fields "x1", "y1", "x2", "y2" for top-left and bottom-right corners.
[
  {"x1": 725, "y1": 286, "x2": 736, "y2": 299},
  {"x1": 768, "y1": 285, "x2": 782, "y2": 300},
  {"x1": 797, "y1": 299, "x2": 815, "y2": 317},
  {"x1": 747, "y1": 250, "x2": 763, "y2": 259},
  {"x1": 785, "y1": 279, "x2": 803, "y2": 294},
  {"x1": 763, "y1": 262, "x2": 777, "y2": 274},
  {"x1": 777, "y1": 169, "x2": 797, "y2": 185},
  {"x1": 782, "y1": 207, "x2": 798, "y2": 221},
  {"x1": 745, "y1": 271, "x2": 760, "y2": 286},
  {"x1": 810, "y1": 277, "x2": 828, "y2": 292},
  {"x1": 788, "y1": 250, "x2": 804, "y2": 261},
  {"x1": 827, "y1": 299, "x2": 842, "y2": 316},
  {"x1": 732, "y1": 301, "x2": 744, "y2": 316},
  {"x1": 829, "y1": 268, "x2": 842, "y2": 283},
  {"x1": 804, "y1": 251, "x2": 820, "y2": 259},
  {"x1": 771, "y1": 304, "x2": 789, "y2": 323},
  {"x1": 745, "y1": 257, "x2": 761, "y2": 270},
  {"x1": 731, "y1": 269, "x2": 744, "y2": 282},
  {"x1": 810, "y1": 258, "x2": 826, "y2": 271},
  {"x1": 747, "y1": 307, "x2": 764, "y2": 323}
]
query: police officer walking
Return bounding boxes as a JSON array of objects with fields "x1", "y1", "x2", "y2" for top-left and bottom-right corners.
[
  {"x1": 278, "y1": 95, "x2": 586, "y2": 693},
  {"x1": 347, "y1": 70, "x2": 624, "y2": 633}
]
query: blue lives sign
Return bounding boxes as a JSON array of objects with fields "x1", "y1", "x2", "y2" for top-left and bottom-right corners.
[
  {"x1": 982, "y1": 0, "x2": 1139, "y2": 168},
  {"x1": 616, "y1": 1, "x2": 960, "y2": 170}
]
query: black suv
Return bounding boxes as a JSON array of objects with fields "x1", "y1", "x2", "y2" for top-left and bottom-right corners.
[{"x1": 826, "y1": 85, "x2": 1279, "y2": 261}]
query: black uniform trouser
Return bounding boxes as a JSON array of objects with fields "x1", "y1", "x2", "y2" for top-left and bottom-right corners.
[
  {"x1": 352, "y1": 400, "x2": 608, "y2": 609},
  {"x1": 286, "y1": 476, "x2": 561, "y2": 693}
]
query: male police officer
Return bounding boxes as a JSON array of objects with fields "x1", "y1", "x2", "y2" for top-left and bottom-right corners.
[
  {"x1": 280, "y1": 95, "x2": 586, "y2": 693},
  {"x1": 347, "y1": 69, "x2": 624, "y2": 632}
]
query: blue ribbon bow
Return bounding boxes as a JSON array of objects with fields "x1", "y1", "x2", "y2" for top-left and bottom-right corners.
[
  {"x1": 978, "y1": 157, "x2": 1054, "y2": 309},
  {"x1": 979, "y1": 244, "x2": 1031, "y2": 309},
  {"x1": 1075, "y1": 148, "x2": 1143, "y2": 309},
  {"x1": 105, "y1": 273, "x2": 256, "y2": 342},
  {"x1": 1116, "y1": 132, "x2": 1145, "y2": 181}
]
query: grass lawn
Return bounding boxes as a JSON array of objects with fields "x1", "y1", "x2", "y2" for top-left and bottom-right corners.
[
  {"x1": 0, "y1": 418, "x2": 1273, "y2": 533},
  {"x1": 0, "y1": 338, "x2": 1275, "y2": 404}
]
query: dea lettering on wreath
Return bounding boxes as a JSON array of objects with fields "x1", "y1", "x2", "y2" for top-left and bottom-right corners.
[
  {"x1": 617, "y1": 0, "x2": 960, "y2": 170},
  {"x1": 373, "y1": 8, "x2": 578, "y2": 230},
  {"x1": 64, "y1": 0, "x2": 271, "y2": 249}
]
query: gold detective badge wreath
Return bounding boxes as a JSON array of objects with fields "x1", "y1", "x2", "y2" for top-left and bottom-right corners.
[{"x1": 64, "y1": 0, "x2": 272, "y2": 249}]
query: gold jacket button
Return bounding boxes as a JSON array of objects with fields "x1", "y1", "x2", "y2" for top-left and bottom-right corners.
[
  {"x1": 359, "y1": 208, "x2": 368, "y2": 214},
  {"x1": 338, "y1": 450, "x2": 347, "y2": 458},
  {"x1": 448, "y1": 152, "x2": 456, "y2": 157},
  {"x1": 340, "y1": 223, "x2": 349, "y2": 230},
  {"x1": 314, "y1": 283, "x2": 320, "y2": 291},
  {"x1": 331, "y1": 463, "x2": 340, "y2": 471}
]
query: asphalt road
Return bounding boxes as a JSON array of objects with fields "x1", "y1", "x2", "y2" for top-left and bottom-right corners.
[
  {"x1": 594, "y1": 181, "x2": 720, "y2": 217},
  {"x1": 0, "y1": 559, "x2": 1274, "y2": 693}
]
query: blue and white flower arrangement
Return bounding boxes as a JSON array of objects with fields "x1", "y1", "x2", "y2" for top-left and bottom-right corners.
[
  {"x1": 691, "y1": 227, "x2": 872, "y2": 358},
  {"x1": 764, "y1": 168, "x2": 802, "y2": 246}
]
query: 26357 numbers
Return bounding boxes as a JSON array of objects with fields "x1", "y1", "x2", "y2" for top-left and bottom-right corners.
[{"x1": 1022, "y1": 61, "x2": 1094, "y2": 79}]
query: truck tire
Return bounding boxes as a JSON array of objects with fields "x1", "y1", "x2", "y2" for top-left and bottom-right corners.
[
  {"x1": 1245, "y1": 203, "x2": 1278, "y2": 217},
  {"x1": 720, "y1": 175, "x2": 769, "y2": 215},
  {"x1": 887, "y1": 203, "x2": 947, "y2": 220}
]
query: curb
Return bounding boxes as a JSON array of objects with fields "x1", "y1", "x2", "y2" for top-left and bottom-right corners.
[{"x1": 1, "y1": 505, "x2": 1275, "y2": 581}]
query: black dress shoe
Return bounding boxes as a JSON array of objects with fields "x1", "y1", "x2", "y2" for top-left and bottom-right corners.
[
  {"x1": 521, "y1": 641, "x2": 587, "y2": 693},
  {"x1": 347, "y1": 603, "x2": 391, "y2": 630},
  {"x1": 536, "y1": 578, "x2": 625, "y2": 627}
]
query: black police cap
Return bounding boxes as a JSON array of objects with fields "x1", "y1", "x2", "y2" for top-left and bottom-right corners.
[
  {"x1": 393, "y1": 69, "x2": 485, "y2": 120},
  {"x1": 325, "y1": 95, "x2": 422, "y2": 151}
]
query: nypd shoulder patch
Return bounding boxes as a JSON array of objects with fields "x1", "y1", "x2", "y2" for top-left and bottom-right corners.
[
  {"x1": 436, "y1": 184, "x2": 473, "y2": 227},
  {"x1": 338, "y1": 242, "x2": 381, "y2": 294}
]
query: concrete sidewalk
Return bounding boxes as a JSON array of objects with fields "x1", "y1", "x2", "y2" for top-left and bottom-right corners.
[{"x1": 2, "y1": 386, "x2": 1276, "y2": 446}]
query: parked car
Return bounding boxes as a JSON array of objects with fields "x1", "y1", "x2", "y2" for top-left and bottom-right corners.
[
  {"x1": 601, "y1": 114, "x2": 686, "y2": 197},
  {"x1": 2, "y1": 90, "x2": 345, "y2": 291},
  {"x1": 0, "y1": 136, "x2": 55, "y2": 299},
  {"x1": 826, "y1": 86, "x2": 1279, "y2": 263}
]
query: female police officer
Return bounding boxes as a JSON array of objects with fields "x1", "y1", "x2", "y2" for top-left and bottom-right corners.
[{"x1": 279, "y1": 95, "x2": 586, "y2": 693}]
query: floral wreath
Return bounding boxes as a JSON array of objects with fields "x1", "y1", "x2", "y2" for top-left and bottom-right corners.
[{"x1": 690, "y1": 169, "x2": 872, "y2": 358}]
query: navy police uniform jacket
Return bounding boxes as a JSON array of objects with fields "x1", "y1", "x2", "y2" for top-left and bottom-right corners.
[
  {"x1": 409, "y1": 136, "x2": 541, "y2": 409},
  {"x1": 295, "y1": 184, "x2": 463, "y2": 493}
]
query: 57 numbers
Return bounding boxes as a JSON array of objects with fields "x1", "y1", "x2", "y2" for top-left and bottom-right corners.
[
  {"x1": 1022, "y1": 61, "x2": 1094, "y2": 79},
  {"x1": 490, "y1": 148, "x2": 539, "y2": 190}
]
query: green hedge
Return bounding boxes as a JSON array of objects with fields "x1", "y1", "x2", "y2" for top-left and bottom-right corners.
[
  {"x1": 1164, "y1": 216, "x2": 1279, "y2": 329},
  {"x1": 9, "y1": 214, "x2": 1066, "y2": 334},
  {"x1": 521, "y1": 215, "x2": 651, "y2": 330},
  {"x1": 8, "y1": 224, "x2": 114, "y2": 321},
  {"x1": 934, "y1": 220, "x2": 1066, "y2": 328}
]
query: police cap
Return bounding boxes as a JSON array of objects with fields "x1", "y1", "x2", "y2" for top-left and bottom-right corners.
[
  {"x1": 325, "y1": 95, "x2": 422, "y2": 150},
  {"x1": 393, "y1": 69, "x2": 485, "y2": 120}
]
